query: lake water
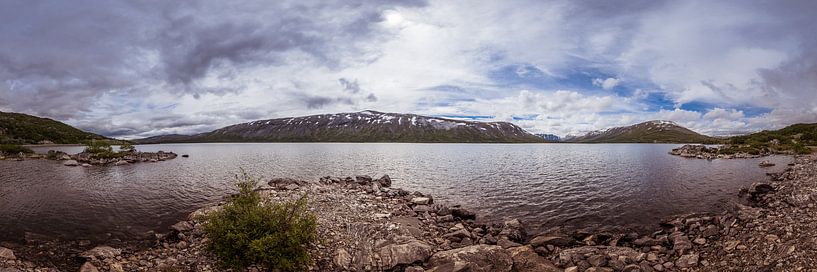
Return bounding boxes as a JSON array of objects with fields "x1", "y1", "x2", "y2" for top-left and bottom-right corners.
[{"x1": 0, "y1": 143, "x2": 791, "y2": 242}]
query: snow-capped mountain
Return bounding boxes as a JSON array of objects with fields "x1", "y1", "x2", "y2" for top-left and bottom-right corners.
[
  {"x1": 135, "y1": 110, "x2": 544, "y2": 143},
  {"x1": 566, "y1": 120, "x2": 715, "y2": 143}
]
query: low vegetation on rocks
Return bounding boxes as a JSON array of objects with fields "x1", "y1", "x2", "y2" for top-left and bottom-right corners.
[
  {"x1": 0, "y1": 144, "x2": 33, "y2": 156},
  {"x1": 203, "y1": 172, "x2": 318, "y2": 271}
]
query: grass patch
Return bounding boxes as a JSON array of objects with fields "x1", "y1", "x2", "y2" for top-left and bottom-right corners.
[
  {"x1": 0, "y1": 144, "x2": 33, "y2": 155},
  {"x1": 204, "y1": 172, "x2": 317, "y2": 271}
]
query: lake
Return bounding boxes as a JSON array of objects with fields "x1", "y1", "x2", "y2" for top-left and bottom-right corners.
[{"x1": 0, "y1": 143, "x2": 791, "y2": 242}]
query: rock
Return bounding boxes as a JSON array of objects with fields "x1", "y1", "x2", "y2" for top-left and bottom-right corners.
[
  {"x1": 426, "y1": 245, "x2": 513, "y2": 272},
  {"x1": 376, "y1": 175, "x2": 392, "y2": 187},
  {"x1": 669, "y1": 232, "x2": 692, "y2": 254},
  {"x1": 633, "y1": 236, "x2": 662, "y2": 246},
  {"x1": 701, "y1": 224, "x2": 719, "y2": 237},
  {"x1": 529, "y1": 235, "x2": 574, "y2": 247},
  {"x1": 508, "y1": 246, "x2": 560, "y2": 272},
  {"x1": 80, "y1": 245, "x2": 121, "y2": 259},
  {"x1": 496, "y1": 238, "x2": 521, "y2": 249},
  {"x1": 109, "y1": 263, "x2": 125, "y2": 272},
  {"x1": 444, "y1": 229, "x2": 472, "y2": 240},
  {"x1": 411, "y1": 197, "x2": 432, "y2": 205},
  {"x1": 587, "y1": 254, "x2": 607, "y2": 267},
  {"x1": 565, "y1": 267, "x2": 579, "y2": 272},
  {"x1": 759, "y1": 160, "x2": 775, "y2": 167},
  {"x1": 675, "y1": 253, "x2": 699, "y2": 268},
  {"x1": 181, "y1": 154, "x2": 189, "y2": 158},
  {"x1": 334, "y1": 248, "x2": 352, "y2": 270},
  {"x1": 723, "y1": 240, "x2": 740, "y2": 252},
  {"x1": 378, "y1": 240, "x2": 433, "y2": 270},
  {"x1": 355, "y1": 175, "x2": 373, "y2": 184},
  {"x1": 113, "y1": 160, "x2": 128, "y2": 166},
  {"x1": 170, "y1": 221, "x2": 194, "y2": 232},
  {"x1": 81, "y1": 163, "x2": 91, "y2": 167},
  {"x1": 693, "y1": 238, "x2": 706, "y2": 245},
  {"x1": 498, "y1": 219, "x2": 526, "y2": 243},
  {"x1": 451, "y1": 207, "x2": 476, "y2": 220},
  {"x1": 413, "y1": 205, "x2": 433, "y2": 212},
  {"x1": 0, "y1": 247, "x2": 15, "y2": 260},
  {"x1": 63, "y1": 160, "x2": 79, "y2": 166},
  {"x1": 405, "y1": 267, "x2": 425, "y2": 272},
  {"x1": 176, "y1": 241, "x2": 189, "y2": 249},
  {"x1": 79, "y1": 262, "x2": 99, "y2": 272}
]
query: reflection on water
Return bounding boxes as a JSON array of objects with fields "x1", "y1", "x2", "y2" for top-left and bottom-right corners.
[{"x1": 0, "y1": 143, "x2": 790, "y2": 241}]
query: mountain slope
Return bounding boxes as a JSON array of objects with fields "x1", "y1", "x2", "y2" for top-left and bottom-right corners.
[
  {"x1": 135, "y1": 110, "x2": 544, "y2": 143},
  {"x1": 727, "y1": 123, "x2": 817, "y2": 154},
  {"x1": 566, "y1": 120, "x2": 716, "y2": 143},
  {"x1": 0, "y1": 111, "x2": 107, "y2": 144}
]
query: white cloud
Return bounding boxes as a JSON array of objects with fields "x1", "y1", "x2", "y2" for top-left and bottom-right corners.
[{"x1": 593, "y1": 77, "x2": 620, "y2": 90}]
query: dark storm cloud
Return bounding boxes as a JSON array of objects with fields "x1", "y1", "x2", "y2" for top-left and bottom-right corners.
[
  {"x1": 0, "y1": 0, "x2": 427, "y2": 127},
  {"x1": 339, "y1": 78, "x2": 362, "y2": 93}
]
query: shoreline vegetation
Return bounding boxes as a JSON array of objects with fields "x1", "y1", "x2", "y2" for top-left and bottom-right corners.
[
  {"x1": 0, "y1": 141, "x2": 178, "y2": 165},
  {"x1": 2, "y1": 155, "x2": 817, "y2": 271}
]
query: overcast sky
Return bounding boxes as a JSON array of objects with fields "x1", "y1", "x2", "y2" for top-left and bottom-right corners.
[{"x1": 1, "y1": 0, "x2": 816, "y2": 139}]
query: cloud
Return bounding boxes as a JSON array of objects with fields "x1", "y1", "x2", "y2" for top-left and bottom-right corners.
[
  {"x1": 593, "y1": 78, "x2": 620, "y2": 90},
  {"x1": 1, "y1": 0, "x2": 816, "y2": 138}
]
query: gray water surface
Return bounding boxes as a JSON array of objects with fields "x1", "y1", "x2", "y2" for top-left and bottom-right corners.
[{"x1": 0, "y1": 143, "x2": 790, "y2": 242}]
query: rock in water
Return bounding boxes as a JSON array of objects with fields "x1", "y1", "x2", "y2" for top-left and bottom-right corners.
[
  {"x1": 63, "y1": 160, "x2": 79, "y2": 166},
  {"x1": 426, "y1": 245, "x2": 513, "y2": 272},
  {"x1": 499, "y1": 219, "x2": 526, "y2": 243},
  {"x1": 376, "y1": 174, "x2": 392, "y2": 187}
]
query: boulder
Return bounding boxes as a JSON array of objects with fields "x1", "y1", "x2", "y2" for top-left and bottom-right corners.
[
  {"x1": 498, "y1": 219, "x2": 526, "y2": 243},
  {"x1": 355, "y1": 175, "x2": 373, "y2": 184},
  {"x1": 529, "y1": 235, "x2": 574, "y2": 247},
  {"x1": 669, "y1": 232, "x2": 692, "y2": 254},
  {"x1": 170, "y1": 221, "x2": 195, "y2": 232},
  {"x1": 426, "y1": 245, "x2": 513, "y2": 272},
  {"x1": 378, "y1": 240, "x2": 433, "y2": 270},
  {"x1": 376, "y1": 175, "x2": 392, "y2": 187},
  {"x1": 80, "y1": 246, "x2": 121, "y2": 259},
  {"x1": 411, "y1": 197, "x2": 432, "y2": 205},
  {"x1": 79, "y1": 262, "x2": 99, "y2": 272},
  {"x1": 451, "y1": 207, "x2": 476, "y2": 220},
  {"x1": 0, "y1": 247, "x2": 15, "y2": 260},
  {"x1": 508, "y1": 246, "x2": 560, "y2": 272},
  {"x1": 675, "y1": 253, "x2": 699, "y2": 268},
  {"x1": 113, "y1": 160, "x2": 128, "y2": 166},
  {"x1": 63, "y1": 160, "x2": 79, "y2": 166}
]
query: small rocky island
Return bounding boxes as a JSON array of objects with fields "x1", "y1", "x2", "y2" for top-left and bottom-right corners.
[
  {"x1": 669, "y1": 144, "x2": 774, "y2": 160},
  {"x1": 0, "y1": 142, "x2": 177, "y2": 166},
  {"x1": 3, "y1": 155, "x2": 817, "y2": 271}
]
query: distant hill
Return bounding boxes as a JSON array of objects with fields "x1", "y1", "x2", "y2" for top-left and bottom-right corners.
[
  {"x1": 728, "y1": 123, "x2": 817, "y2": 154},
  {"x1": 534, "y1": 133, "x2": 561, "y2": 142},
  {"x1": 0, "y1": 111, "x2": 107, "y2": 144},
  {"x1": 135, "y1": 110, "x2": 544, "y2": 144},
  {"x1": 566, "y1": 120, "x2": 716, "y2": 143}
]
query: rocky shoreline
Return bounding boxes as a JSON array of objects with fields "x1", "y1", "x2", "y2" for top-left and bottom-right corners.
[
  {"x1": 669, "y1": 145, "x2": 771, "y2": 160},
  {"x1": 2, "y1": 155, "x2": 817, "y2": 271},
  {"x1": 0, "y1": 150, "x2": 178, "y2": 166}
]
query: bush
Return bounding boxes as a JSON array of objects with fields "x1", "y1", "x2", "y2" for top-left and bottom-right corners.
[
  {"x1": 204, "y1": 172, "x2": 317, "y2": 271},
  {"x1": 119, "y1": 142, "x2": 136, "y2": 153},
  {"x1": 84, "y1": 140, "x2": 122, "y2": 159},
  {"x1": 0, "y1": 144, "x2": 33, "y2": 155}
]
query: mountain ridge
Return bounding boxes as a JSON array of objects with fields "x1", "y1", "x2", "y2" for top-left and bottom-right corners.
[
  {"x1": 135, "y1": 110, "x2": 545, "y2": 144},
  {"x1": 565, "y1": 120, "x2": 717, "y2": 143}
]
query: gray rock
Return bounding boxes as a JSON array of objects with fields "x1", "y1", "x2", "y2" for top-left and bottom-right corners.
[
  {"x1": 508, "y1": 246, "x2": 560, "y2": 272},
  {"x1": 675, "y1": 253, "x2": 699, "y2": 268},
  {"x1": 701, "y1": 225, "x2": 719, "y2": 237},
  {"x1": 79, "y1": 262, "x2": 99, "y2": 272},
  {"x1": 669, "y1": 232, "x2": 692, "y2": 254},
  {"x1": 355, "y1": 175, "x2": 373, "y2": 184},
  {"x1": 80, "y1": 245, "x2": 121, "y2": 259},
  {"x1": 498, "y1": 219, "x2": 526, "y2": 243},
  {"x1": 451, "y1": 207, "x2": 476, "y2": 220},
  {"x1": 411, "y1": 197, "x2": 432, "y2": 205},
  {"x1": 426, "y1": 245, "x2": 513, "y2": 272},
  {"x1": 171, "y1": 221, "x2": 194, "y2": 232},
  {"x1": 529, "y1": 235, "x2": 574, "y2": 247},
  {"x1": 63, "y1": 160, "x2": 79, "y2": 166},
  {"x1": 378, "y1": 240, "x2": 433, "y2": 270},
  {"x1": 376, "y1": 175, "x2": 392, "y2": 187},
  {"x1": 0, "y1": 247, "x2": 15, "y2": 260},
  {"x1": 587, "y1": 254, "x2": 607, "y2": 267},
  {"x1": 496, "y1": 238, "x2": 521, "y2": 249}
]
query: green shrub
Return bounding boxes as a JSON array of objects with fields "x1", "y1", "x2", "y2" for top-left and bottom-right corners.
[
  {"x1": 0, "y1": 144, "x2": 33, "y2": 155},
  {"x1": 204, "y1": 172, "x2": 317, "y2": 271},
  {"x1": 119, "y1": 142, "x2": 136, "y2": 153},
  {"x1": 84, "y1": 140, "x2": 123, "y2": 159}
]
